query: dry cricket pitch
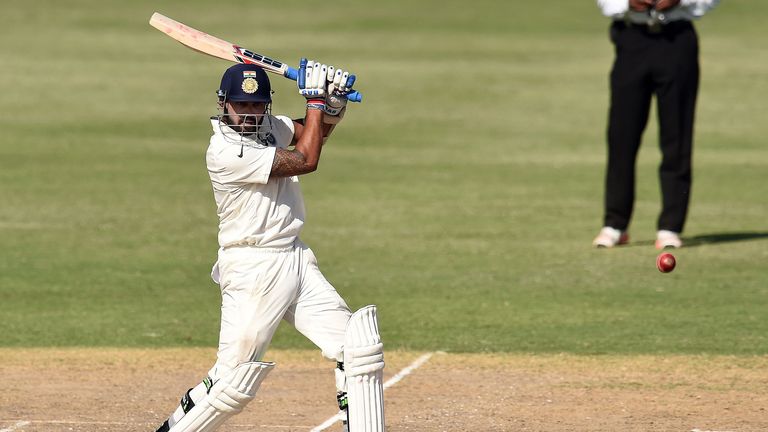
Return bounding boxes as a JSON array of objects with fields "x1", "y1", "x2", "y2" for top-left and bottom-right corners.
[{"x1": 1, "y1": 348, "x2": 767, "y2": 431}]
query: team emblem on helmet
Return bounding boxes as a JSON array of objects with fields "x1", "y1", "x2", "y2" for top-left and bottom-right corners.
[{"x1": 242, "y1": 77, "x2": 259, "y2": 94}]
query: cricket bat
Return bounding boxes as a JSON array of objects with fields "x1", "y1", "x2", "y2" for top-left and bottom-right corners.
[{"x1": 149, "y1": 12, "x2": 363, "y2": 102}]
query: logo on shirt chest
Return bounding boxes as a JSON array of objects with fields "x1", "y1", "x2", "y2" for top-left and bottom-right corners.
[
  {"x1": 262, "y1": 133, "x2": 276, "y2": 146},
  {"x1": 235, "y1": 132, "x2": 277, "y2": 158}
]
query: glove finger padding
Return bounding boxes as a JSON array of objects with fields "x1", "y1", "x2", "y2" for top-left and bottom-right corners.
[
  {"x1": 331, "y1": 69, "x2": 343, "y2": 93},
  {"x1": 339, "y1": 72, "x2": 350, "y2": 93},
  {"x1": 311, "y1": 63, "x2": 323, "y2": 90},
  {"x1": 298, "y1": 58, "x2": 327, "y2": 99},
  {"x1": 325, "y1": 69, "x2": 353, "y2": 120},
  {"x1": 298, "y1": 59, "x2": 355, "y2": 118}
]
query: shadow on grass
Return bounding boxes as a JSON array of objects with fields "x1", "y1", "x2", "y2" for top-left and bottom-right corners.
[
  {"x1": 616, "y1": 232, "x2": 768, "y2": 248},
  {"x1": 683, "y1": 232, "x2": 768, "y2": 247}
]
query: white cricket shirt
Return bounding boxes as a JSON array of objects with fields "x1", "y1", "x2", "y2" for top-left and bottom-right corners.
[{"x1": 206, "y1": 115, "x2": 305, "y2": 249}]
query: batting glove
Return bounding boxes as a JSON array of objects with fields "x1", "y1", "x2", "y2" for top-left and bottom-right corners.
[
  {"x1": 324, "y1": 68, "x2": 355, "y2": 122},
  {"x1": 298, "y1": 58, "x2": 328, "y2": 111}
]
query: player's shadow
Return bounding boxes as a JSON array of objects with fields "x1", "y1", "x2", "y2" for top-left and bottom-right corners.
[
  {"x1": 683, "y1": 231, "x2": 768, "y2": 247},
  {"x1": 625, "y1": 231, "x2": 768, "y2": 248}
]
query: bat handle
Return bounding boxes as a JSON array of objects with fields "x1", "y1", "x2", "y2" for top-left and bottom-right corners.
[{"x1": 285, "y1": 67, "x2": 363, "y2": 103}]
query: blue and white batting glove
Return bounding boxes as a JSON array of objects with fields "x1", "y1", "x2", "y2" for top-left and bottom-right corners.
[
  {"x1": 298, "y1": 58, "x2": 327, "y2": 109},
  {"x1": 325, "y1": 68, "x2": 355, "y2": 118},
  {"x1": 298, "y1": 58, "x2": 356, "y2": 114}
]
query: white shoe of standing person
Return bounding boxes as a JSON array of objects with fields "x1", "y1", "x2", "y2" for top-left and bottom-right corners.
[
  {"x1": 592, "y1": 227, "x2": 629, "y2": 248},
  {"x1": 656, "y1": 230, "x2": 682, "y2": 249}
]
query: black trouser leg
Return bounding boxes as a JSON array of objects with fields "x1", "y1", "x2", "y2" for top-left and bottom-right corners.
[
  {"x1": 654, "y1": 24, "x2": 699, "y2": 233},
  {"x1": 604, "y1": 22, "x2": 653, "y2": 231}
]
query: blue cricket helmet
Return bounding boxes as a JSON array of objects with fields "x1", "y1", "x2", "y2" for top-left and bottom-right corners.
[{"x1": 218, "y1": 64, "x2": 272, "y2": 102}]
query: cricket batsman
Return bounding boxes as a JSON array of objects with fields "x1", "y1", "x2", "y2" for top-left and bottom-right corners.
[{"x1": 153, "y1": 60, "x2": 385, "y2": 432}]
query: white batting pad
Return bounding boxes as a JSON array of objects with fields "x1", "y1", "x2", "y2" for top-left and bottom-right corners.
[
  {"x1": 344, "y1": 305, "x2": 385, "y2": 432},
  {"x1": 169, "y1": 361, "x2": 274, "y2": 432}
]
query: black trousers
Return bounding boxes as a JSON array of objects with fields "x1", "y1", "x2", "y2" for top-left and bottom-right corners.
[{"x1": 603, "y1": 20, "x2": 699, "y2": 233}]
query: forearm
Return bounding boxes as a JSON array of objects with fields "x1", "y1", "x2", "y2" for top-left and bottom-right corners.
[
  {"x1": 322, "y1": 120, "x2": 339, "y2": 143},
  {"x1": 271, "y1": 109, "x2": 323, "y2": 177},
  {"x1": 274, "y1": 58, "x2": 352, "y2": 175},
  {"x1": 296, "y1": 109, "x2": 324, "y2": 167},
  {"x1": 291, "y1": 119, "x2": 338, "y2": 145}
]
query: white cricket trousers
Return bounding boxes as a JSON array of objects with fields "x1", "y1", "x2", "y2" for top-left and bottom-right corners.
[{"x1": 208, "y1": 240, "x2": 351, "y2": 381}]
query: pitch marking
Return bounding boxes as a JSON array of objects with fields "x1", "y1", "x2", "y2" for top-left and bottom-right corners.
[{"x1": 310, "y1": 351, "x2": 438, "y2": 432}]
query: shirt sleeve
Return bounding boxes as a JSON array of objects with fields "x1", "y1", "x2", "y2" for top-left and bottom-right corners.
[
  {"x1": 207, "y1": 138, "x2": 277, "y2": 185},
  {"x1": 597, "y1": 0, "x2": 628, "y2": 17},
  {"x1": 680, "y1": 0, "x2": 719, "y2": 16},
  {"x1": 271, "y1": 115, "x2": 296, "y2": 149}
]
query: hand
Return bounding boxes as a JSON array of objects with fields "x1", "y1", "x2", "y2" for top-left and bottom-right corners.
[
  {"x1": 655, "y1": 0, "x2": 681, "y2": 11},
  {"x1": 297, "y1": 58, "x2": 329, "y2": 100},
  {"x1": 324, "y1": 66, "x2": 356, "y2": 121},
  {"x1": 298, "y1": 59, "x2": 357, "y2": 115},
  {"x1": 326, "y1": 67, "x2": 355, "y2": 97},
  {"x1": 324, "y1": 67, "x2": 352, "y2": 117},
  {"x1": 629, "y1": 0, "x2": 654, "y2": 12},
  {"x1": 325, "y1": 93, "x2": 347, "y2": 118}
]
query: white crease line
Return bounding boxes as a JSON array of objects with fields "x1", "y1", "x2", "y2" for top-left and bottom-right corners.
[
  {"x1": 310, "y1": 410, "x2": 346, "y2": 431},
  {"x1": 310, "y1": 352, "x2": 437, "y2": 432},
  {"x1": 383, "y1": 351, "x2": 435, "y2": 390},
  {"x1": 0, "y1": 421, "x2": 30, "y2": 432}
]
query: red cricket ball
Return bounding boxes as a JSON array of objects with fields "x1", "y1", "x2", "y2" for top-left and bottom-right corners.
[{"x1": 656, "y1": 252, "x2": 676, "y2": 273}]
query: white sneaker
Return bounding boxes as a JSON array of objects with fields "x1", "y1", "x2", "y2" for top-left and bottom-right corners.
[
  {"x1": 656, "y1": 230, "x2": 682, "y2": 249},
  {"x1": 592, "y1": 227, "x2": 629, "y2": 248}
]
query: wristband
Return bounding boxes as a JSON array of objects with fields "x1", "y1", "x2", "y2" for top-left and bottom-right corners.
[{"x1": 306, "y1": 98, "x2": 326, "y2": 111}]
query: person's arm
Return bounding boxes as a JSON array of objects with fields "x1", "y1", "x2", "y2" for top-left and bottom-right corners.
[
  {"x1": 271, "y1": 58, "x2": 353, "y2": 178},
  {"x1": 597, "y1": 0, "x2": 630, "y2": 17},
  {"x1": 290, "y1": 119, "x2": 338, "y2": 146},
  {"x1": 678, "y1": 0, "x2": 719, "y2": 15},
  {"x1": 290, "y1": 75, "x2": 351, "y2": 146},
  {"x1": 654, "y1": 0, "x2": 681, "y2": 11},
  {"x1": 318, "y1": 92, "x2": 348, "y2": 141},
  {"x1": 271, "y1": 108, "x2": 324, "y2": 177}
]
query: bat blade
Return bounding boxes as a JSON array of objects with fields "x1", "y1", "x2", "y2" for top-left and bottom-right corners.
[
  {"x1": 149, "y1": 13, "x2": 362, "y2": 102},
  {"x1": 149, "y1": 13, "x2": 288, "y2": 76}
]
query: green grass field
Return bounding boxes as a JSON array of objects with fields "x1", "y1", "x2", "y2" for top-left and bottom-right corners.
[{"x1": 1, "y1": 0, "x2": 766, "y2": 354}]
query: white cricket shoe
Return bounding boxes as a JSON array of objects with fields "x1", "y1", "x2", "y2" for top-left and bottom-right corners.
[
  {"x1": 656, "y1": 230, "x2": 682, "y2": 249},
  {"x1": 592, "y1": 227, "x2": 629, "y2": 248}
]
